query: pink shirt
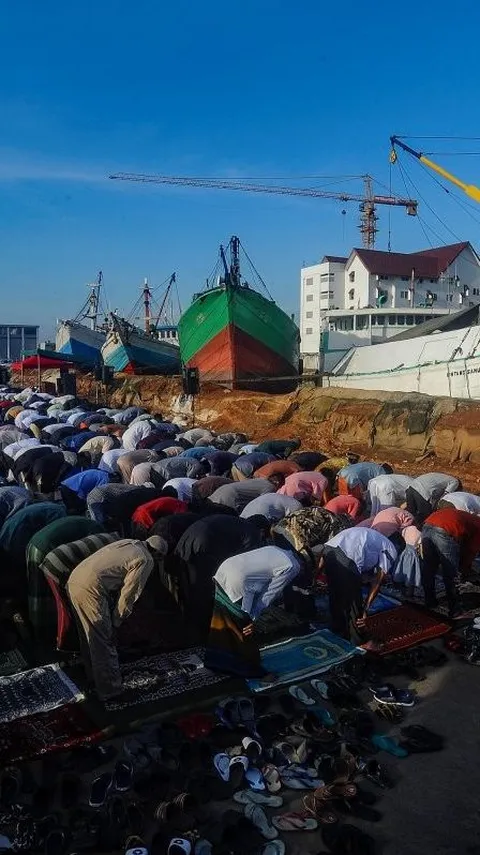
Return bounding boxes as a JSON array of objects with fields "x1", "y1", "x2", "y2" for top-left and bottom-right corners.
[
  {"x1": 278, "y1": 471, "x2": 328, "y2": 502},
  {"x1": 370, "y1": 507, "x2": 414, "y2": 537},
  {"x1": 325, "y1": 495, "x2": 362, "y2": 521}
]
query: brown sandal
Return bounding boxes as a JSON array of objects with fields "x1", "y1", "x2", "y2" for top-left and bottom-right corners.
[{"x1": 303, "y1": 788, "x2": 338, "y2": 825}]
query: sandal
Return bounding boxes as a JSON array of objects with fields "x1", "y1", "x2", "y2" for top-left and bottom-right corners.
[
  {"x1": 302, "y1": 787, "x2": 338, "y2": 825},
  {"x1": 370, "y1": 734, "x2": 409, "y2": 757},
  {"x1": 262, "y1": 764, "x2": 281, "y2": 794},
  {"x1": 244, "y1": 804, "x2": 278, "y2": 840},
  {"x1": 271, "y1": 811, "x2": 318, "y2": 831},
  {"x1": 233, "y1": 790, "x2": 283, "y2": 808},
  {"x1": 289, "y1": 685, "x2": 316, "y2": 705}
]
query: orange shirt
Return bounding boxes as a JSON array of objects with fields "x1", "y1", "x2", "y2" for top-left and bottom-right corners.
[{"x1": 254, "y1": 460, "x2": 301, "y2": 479}]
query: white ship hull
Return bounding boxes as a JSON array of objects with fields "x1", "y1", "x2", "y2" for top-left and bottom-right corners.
[
  {"x1": 327, "y1": 325, "x2": 480, "y2": 399},
  {"x1": 56, "y1": 321, "x2": 105, "y2": 364}
]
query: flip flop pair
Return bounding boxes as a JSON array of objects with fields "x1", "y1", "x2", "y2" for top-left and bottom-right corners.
[
  {"x1": 234, "y1": 789, "x2": 283, "y2": 808},
  {"x1": 213, "y1": 753, "x2": 249, "y2": 783},
  {"x1": 280, "y1": 766, "x2": 324, "y2": 790},
  {"x1": 244, "y1": 804, "x2": 278, "y2": 840},
  {"x1": 370, "y1": 734, "x2": 409, "y2": 757},
  {"x1": 271, "y1": 811, "x2": 319, "y2": 831}
]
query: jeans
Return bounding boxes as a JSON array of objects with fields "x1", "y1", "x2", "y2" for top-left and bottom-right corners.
[{"x1": 421, "y1": 524, "x2": 460, "y2": 615}]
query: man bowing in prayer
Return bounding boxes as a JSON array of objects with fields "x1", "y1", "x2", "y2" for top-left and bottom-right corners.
[{"x1": 67, "y1": 536, "x2": 168, "y2": 700}]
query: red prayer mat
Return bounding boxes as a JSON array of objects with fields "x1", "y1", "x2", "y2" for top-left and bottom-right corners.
[
  {"x1": 362, "y1": 604, "x2": 450, "y2": 655},
  {"x1": 0, "y1": 702, "x2": 102, "y2": 764}
]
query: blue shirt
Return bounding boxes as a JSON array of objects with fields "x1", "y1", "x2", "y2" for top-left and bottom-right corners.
[
  {"x1": 338, "y1": 462, "x2": 387, "y2": 489},
  {"x1": 61, "y1": 469, "x2": 110, "y2": 499},
  {"x1": 233, "y1": 453, "x2": 275, "y2": 478},
  {"x1": 62, "y1": 431, "x2": 100, "y2": 452}
]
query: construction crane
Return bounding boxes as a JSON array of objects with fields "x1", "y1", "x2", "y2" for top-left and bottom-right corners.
[
  {"x1": 109, "y1": 172, "x2": 418, "y2": 250},
  {"x1": 390, "y1": 136, "x2": 480, "y2": 204}
]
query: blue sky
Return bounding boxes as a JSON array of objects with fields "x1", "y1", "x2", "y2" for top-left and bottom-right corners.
[{"x1": 2, "y1": 0, "x2": 480, "y2": 338}]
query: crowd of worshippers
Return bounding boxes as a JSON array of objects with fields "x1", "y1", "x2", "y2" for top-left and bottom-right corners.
[{"x1": 0, "y1": 385, "x2": 480, "y2": 703}]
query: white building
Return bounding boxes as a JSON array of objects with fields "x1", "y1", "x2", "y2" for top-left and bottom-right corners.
[{"x1": 300, "y1": 242, "x2": 480, "y2": 371}]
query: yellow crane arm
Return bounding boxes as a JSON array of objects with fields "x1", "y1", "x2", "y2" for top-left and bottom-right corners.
[{"x1": 390, "y1": 136, "x2": 480, "y2": 203}]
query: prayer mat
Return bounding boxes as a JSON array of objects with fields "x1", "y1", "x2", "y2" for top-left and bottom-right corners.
[
  {"x1": 361, "y1": 604, "x2": 451, "y2": 655},
  {"x1": 315, "y1": 591, "x2": 401, "y2": 618},
  {"x1": 248, "y1": 629, "x2": 363, "y2": 693},
  {"x1": 0, "y1": 663, "x2": 83, "y2": 724},
  {"x1": 0, "y1": 703, "x2": 101, "y2": 764},
  {"x1": 0, "y1": 649, "x2": 27, "y2": 677},
  {"x1": 430, "y1": 581, "x2": 480, "y2": 622},
  {"x1": 104, "y1": 647, "x2": 229, "y2": 712}
]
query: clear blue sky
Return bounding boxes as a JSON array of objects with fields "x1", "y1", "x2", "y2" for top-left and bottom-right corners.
[{"x1": 2, "y1": 0, "x2": 480, "y2": 338}]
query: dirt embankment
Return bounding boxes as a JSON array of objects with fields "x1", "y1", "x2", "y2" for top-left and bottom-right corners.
[{"x1": 14, "y1": 371, "x2": 480, "y2": 492}]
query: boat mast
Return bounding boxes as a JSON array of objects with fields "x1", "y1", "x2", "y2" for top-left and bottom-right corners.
[
  {"x1": 220, "y1": 236, "x2": 241, "y2": 289},
  {"x1": 143, "y1": 278, "x2": 151, "y2": 334},
  {"x1": 230, "y1": 236, "x2": 241, "y2": 287},
  {"x1": 83, "y1": 270, "x2": 102, "y2": 330},
  {"x1": 152, "y1": 273, "x2": 176, "y2": 329}
]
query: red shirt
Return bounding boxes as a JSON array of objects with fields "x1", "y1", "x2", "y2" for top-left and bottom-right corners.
[
  {"x1": 425, "y1": 508, "x2": 480, "y2": 570},
  {"x1": 132, "y1": 497, "x2": 188, "y2": 529}
]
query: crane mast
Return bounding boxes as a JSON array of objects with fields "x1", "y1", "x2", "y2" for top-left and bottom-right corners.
[{"x1": 109, "y1": 172, "x2": 418, "y2": 249}]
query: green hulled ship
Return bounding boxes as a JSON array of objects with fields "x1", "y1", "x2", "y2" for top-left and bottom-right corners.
[{"x1": 178, "y1": 236, "x2": 299, "y2": 390}]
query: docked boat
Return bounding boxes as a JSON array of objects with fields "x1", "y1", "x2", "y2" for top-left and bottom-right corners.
[
  {"x1": 178, "y1": 236, "x2": 299, "y2": 389},
  {"x1": 56, "y1": 272, "x2": 106, "y2": 365},
  {"x1": 327, "y1": 321, "x2": 480, "y2": 399},
  {"x1": 101, "y1": 275, "x2": 180, "y2": 374}
]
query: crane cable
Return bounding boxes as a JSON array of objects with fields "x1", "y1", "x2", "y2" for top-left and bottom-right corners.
[{"x1": 397, "y1": 161, "x2": 435, "y2": 247}]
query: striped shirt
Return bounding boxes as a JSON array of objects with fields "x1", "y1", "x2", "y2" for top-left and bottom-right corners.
[{"x1": 41, "y1": 533, "x2": 119, "y2": 582}]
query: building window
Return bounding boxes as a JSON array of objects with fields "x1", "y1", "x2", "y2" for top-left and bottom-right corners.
[
  {"x1": 306, "y1": 294, "x2": 313, "y2": 302},
  {"x1": 348, "y1": 288, "x2": 355, "y2": 300},
  {"x1": 400, "y1": 290, "x2": 409, "y2": 299},
  {"x1": 320, "y1": 290, "x2": 333, "y2": 297},
  {"x1": 349, "y1": 271, "x2": 355, "y2": 283},
  {"x1": 388, "y1": 316, "x2": 396, "y2": 326},
  {"x1": 401, "y1": 276, "x2": 409, "y2": 281},
  {"x1": 356, "y1": 315, "x2": 369, "y2": 330},
  {"x1": 406, "y1": 315, "x2": 414, "y2": 325},
  {"x1": 446, "y1": 294, "x2": 453, "y2": 302},
  {"x1": 397, "y1": 315, "x2": 405, "y2": 325},
  {"x1": 473, "y1": 288, "x2": 480, "y2": 296},
  {"x1": 379, "y1": 275, "x2": 390, "y2": 281},
  {"x1": 336, "y1": 316, "x2": 354, "y2": 331},
  {"x1": 320, "y1": 273, "x2": 334, "y2": 282},
  {"x1": 376, "y1": 315, "x2": 385, "y2": 325},
  {"x1": 305, "y1": 327, "x2": 313, "y2": 335},
  {"x1": 306, "y1": 311, "x2": 313, "y2": 318},
  {"x1": 415, "y1": 316, "x2": 424, "y2": 324},
  {"x1": 305, "y1": 277, "x2": 313, "y2": 287}
]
